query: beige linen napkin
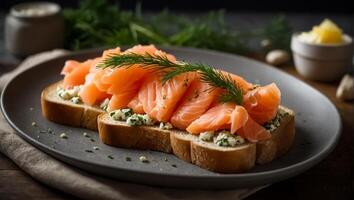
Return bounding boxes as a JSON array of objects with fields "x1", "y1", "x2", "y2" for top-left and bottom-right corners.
[{"x1": 0, "y1": 50, "x2": 267, "y2": 200}]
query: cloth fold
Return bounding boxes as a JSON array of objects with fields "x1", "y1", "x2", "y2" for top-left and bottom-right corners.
[{"x1": 0, "y1": 50, "x2": 266, "y2": 200}]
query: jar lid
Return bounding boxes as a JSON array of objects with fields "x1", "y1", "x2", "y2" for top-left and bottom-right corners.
[{"x1": 10, "y1": 2, "x2": 61, "y2": 18}]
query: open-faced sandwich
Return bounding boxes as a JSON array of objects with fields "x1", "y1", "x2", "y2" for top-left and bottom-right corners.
[{"x1": 41, "y1": 45, "x2": 295, "y2": 173}]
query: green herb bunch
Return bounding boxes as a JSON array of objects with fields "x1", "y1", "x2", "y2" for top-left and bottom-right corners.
[{"x1": 64, "y1": 0, "x2": 292, "y2": 53}]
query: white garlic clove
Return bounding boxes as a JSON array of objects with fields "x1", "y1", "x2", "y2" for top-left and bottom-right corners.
[
  {"x1": 266, "y1": 50, "x2": 290, "y2": 66},
  {"x1": 336, "y1": 74, "x2": 354, "y2": 101}
]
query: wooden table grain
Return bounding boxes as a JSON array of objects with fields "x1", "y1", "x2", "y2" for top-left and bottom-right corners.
[{"x1": 0, "y1": 63, "x2": 352, "y2": 200}]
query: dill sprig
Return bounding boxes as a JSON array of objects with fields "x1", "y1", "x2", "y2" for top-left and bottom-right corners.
[
  {"x1": 99, "y1": 52, "x2": 179, "y2": 71},
  {"x1": 99, "y1": 53, "x2": 243, "y2": 104}
]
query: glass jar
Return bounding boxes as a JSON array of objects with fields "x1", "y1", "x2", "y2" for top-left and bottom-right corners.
[{"x1": 5, "y1": 2, "x2": 64, "y2": 57}]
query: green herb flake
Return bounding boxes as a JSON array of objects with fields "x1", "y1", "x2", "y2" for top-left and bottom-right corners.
[
  {"x1": 108, "y1": 155, "x2": 114, "y2": 160},
  {"x1": 90, "y1": 138, "x2": 95, "y2": 142},
  {"x1": 171, "y1": 164, "x2": 177, "y2": 168}
]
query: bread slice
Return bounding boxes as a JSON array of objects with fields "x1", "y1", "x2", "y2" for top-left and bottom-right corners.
[
  {"x1": 256, "y1": 106, "x2": 295, "y2": 164},
  {"x1": 41, "y1": 81, "x2": 295, "y2": 173},
  {"x1": 168, "y1": 106, "x2": 294, "y2": 171},
  {"x1": 41, "y1": 81, "x2": 104, "y2": 130},
  {"x1": 98, "y1": 114, "x2": 172, "y2": 153}
]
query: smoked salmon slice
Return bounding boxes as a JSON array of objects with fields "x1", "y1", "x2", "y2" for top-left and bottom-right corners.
[
  {"x1": 62, "y1": 59, "x2": 96, "y2": 89},
  {"x1": 127, "y1": 94, "x2": 145, "y2": 114},
  {"x1": 187, "y1": 102, "x2": 270, "y2": 142},
  {"x1": 170, "y1": 79, "x2": 221, "y2": 130},
  {"x1": 222, "y1": 71, "x2": 254, "y2": 93},
  {"x1": 243, "y1": 83, "x2": 281, "y2": 124},
  {"x1": 97, "y1": 45, "x2": 176, "y2": 109},
  {"x1": 237, "y1": 116, "x2": 271, "y2": 142},
  {"x1": 61, "y1": 60, "x2": 80, "y2": 75},
  {"x1": 186, "y1": 103, "x2": 236, "y2": 134},
  {"x1": 107, "y1": 83, "x2": 141, "y2": 111},
  {"x1": 141, "y1": 72, "x2": 197, "y2": 122},
  {"x1": 79, "y1": 73, "x2": 111, "y2": 105},
  {"x1": 230, "y1": 106, "x2": 249, "y2": 134}
]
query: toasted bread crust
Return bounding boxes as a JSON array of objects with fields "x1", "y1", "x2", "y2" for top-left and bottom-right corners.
[
  {"x1": 42, "y1": 81, "x2": 296, "y2": 173},
  {"x1": 41, "y1": 81, "x2": 103, "y2": 130},
  {"x1": 256, "y1": 107, "x2": 295, "y2": 164},
  {"x1": 98, "y1": 115, "x2": 172, "y2": 153},
  {"x1": 170, "y1": 133, "x2": 193, "y2": 162},
  {"x1": 191, "y1": 142, "x2": 256, "y2": 173}
]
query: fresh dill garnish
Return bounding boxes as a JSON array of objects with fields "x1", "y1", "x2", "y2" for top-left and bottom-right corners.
[
  {"x1": 99, "y1": 53, "x2": 243, "y2": 104},
  {"x1": 63, "y1": 0, "x2": 291, "y2": 52}
]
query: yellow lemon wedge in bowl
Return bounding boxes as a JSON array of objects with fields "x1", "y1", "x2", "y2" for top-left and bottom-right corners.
[{"x1": 291, "y1": 19, "x2": 353, "y2": 81}]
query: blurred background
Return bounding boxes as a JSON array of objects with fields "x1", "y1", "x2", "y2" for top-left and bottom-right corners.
[
  {"x1": 1, "y1": 0, "x2": 354, "y2": 12},
  {"x1": 0, "y1": 0, "x2": 353, "y2": 69}
]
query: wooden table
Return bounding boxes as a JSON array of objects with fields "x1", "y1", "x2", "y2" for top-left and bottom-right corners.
[{"x1": 0, "y1": 62, "x2": 352, "y2": 199}]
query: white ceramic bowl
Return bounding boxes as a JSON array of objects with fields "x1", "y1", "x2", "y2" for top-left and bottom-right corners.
[{"x1": 291, "y1": 33, "x2": 354, "y2": 82}]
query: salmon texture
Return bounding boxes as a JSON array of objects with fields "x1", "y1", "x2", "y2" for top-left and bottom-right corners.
[{"x1": 60, "y1": 45, "x2": 281, "y2": 142}]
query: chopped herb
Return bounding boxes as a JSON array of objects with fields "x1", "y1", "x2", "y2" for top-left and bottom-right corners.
[
  {"x1": 139, "y1": 156, "x2": 149, "y2": 163},
  {"x1": 108, "y1": 155, "x2": 114, "y2": 159},
  {"x1": 263, "y1": 111, "x2": 289, "y2": 132},
  {"x1": 90, "y1": 138, "x2": 95, "y2": 142},
  {"x1": 125, "y1": 157, "x2": 132, "y2": 161},
  {"x1": 60, "y1": 133, "x2": 68, "y2": 139},
  {"x1": 85, "y1": 150, "x2": 94, "y2": 153},
  {"x1": 126, "y1": 114, "x2": 144, "y2": 126},
  {"x1": 172, "y1": 164, "x2": 177, "y2": 168}
]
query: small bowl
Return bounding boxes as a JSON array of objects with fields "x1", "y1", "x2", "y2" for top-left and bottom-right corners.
[{"x1": 291, "y1": 33, "x2": 354, "y2": 82}]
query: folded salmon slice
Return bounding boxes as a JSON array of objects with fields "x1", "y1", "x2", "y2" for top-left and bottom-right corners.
[
  {"x1": 139, "y1": 72, "x2": 197, "y2": 122},
  {"x1": 62, "y1": 59, "x2": 99, "y2": 89},
  {"x1": 187, "y1": 103, "x2": 270, "y2": 142},
  {"x1": 237, "y1": 116, "x2": 271, "y2": 142},
  {"x1": 243, "y1": 83, "x2": 281, "y2": 124},
  {"x1": 79, "y1": 73, "x2": 111, "y2": 105},
  {"x1": 222, "y1": 71, "x2": 254, "y2": 93},
  {"x1": 127, "y1": 94, "x2": 145, "y2": 114},
  {"x1": 98, "y1": 45, "x2": 176, "y2": 109},
  {"x1": 61, "y1": 60, "x2": 80, "y2": 75},
  {"x1": 108, "y1": 83, "x2": 142, "y2": 111},
  {"x1": 186, "y1": 103, "x2": 236, "y2": 134},
  {"x1": 170, "y1": 79, "x2": 221, "y2": 130}
]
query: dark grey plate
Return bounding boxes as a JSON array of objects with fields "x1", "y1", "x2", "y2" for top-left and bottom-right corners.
[{"x1": 1, "y1": 47, "x2": 341, "y2": 189}]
